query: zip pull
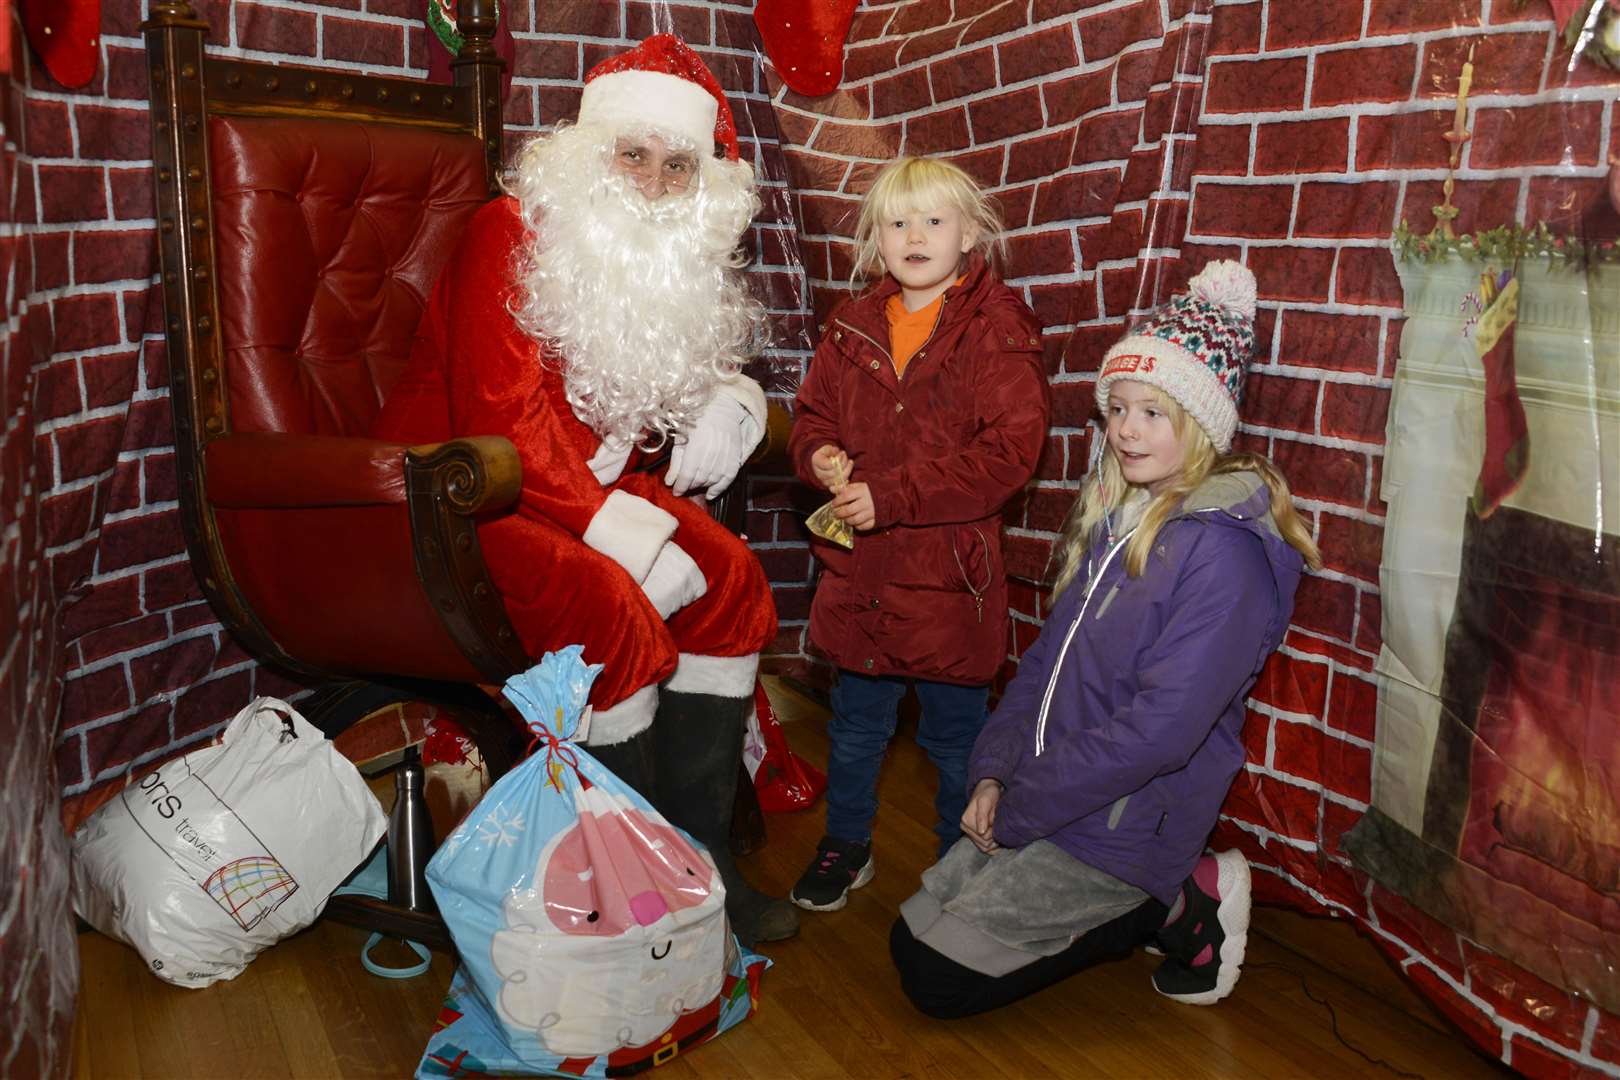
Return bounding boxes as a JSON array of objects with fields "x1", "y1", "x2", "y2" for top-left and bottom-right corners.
[{"x1": 975, "y1": 595, "x2": 984, "y2": 623}]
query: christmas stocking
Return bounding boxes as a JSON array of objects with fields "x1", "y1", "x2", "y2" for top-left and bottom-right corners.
[
  {"x1": 1470, "y1": 269, "x2": 1530, "y2": 518},
  {"x1": 752, "y1": 0, "x2": 859, "y2": 97},
  {"x1": 22, "y1": 0, "x2": 101, "y2": 89}
]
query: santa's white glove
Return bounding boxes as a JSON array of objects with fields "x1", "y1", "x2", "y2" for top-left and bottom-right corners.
[
  {"x1": 666, "y1": 390, "x2": 761, "y2": 499},
  {"x1": 586, "y1": 438, "x2": 633, "y2": 486},
  {"x1": 640, "y1": 540, "x2": 708, "y2": 619}
]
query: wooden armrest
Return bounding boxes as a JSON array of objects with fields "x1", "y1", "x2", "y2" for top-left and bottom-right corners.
[
  {"x1": 405, "y1": 435, "x2": 521, "y2": 515},
  {"x1": 748, "y1": 401, "x2": 793, "y2": 466}
]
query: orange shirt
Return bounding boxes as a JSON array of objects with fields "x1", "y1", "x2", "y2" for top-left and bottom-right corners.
[{"x1": 885, "y1": 288, "x2": 950, "y2": 378}]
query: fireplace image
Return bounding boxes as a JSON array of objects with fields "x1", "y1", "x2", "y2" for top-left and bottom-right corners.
[{"x1": 1344, "y1": 252, "x2": 1620, "y2": 1013}]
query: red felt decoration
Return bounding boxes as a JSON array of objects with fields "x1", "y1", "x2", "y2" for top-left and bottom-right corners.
[
  {"x1": 21, "y1": 0, "x2": 101, "y2": 89},
  {"x1": 752, "y1": 0, "x2": 859, "y2": 98}
]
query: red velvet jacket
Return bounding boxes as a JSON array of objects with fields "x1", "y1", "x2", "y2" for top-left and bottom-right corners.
[{"x1": 790, "y1": 255, "x2": 1050, "y2": 685}]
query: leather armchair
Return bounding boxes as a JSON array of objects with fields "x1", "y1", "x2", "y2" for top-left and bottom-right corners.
[{"x1": 144, "y1": 0, "x2": 520, "y2": 946}]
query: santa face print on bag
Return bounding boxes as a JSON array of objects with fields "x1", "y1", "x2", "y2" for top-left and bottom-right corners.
[{"x1": 489, "y1": 779, "x2": 728, "y2": 1056}]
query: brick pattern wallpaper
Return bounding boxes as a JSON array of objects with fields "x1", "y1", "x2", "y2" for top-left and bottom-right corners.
[
  {"x1": 4, "y1": 0, "x2": 1617, "y2": 1074},
  {"x1": 759, "y1": 0, "x2": 1618, "y2": 1074},
  {"x1": 0, "y1": 36, "x2": 78, "y2": 1080}
]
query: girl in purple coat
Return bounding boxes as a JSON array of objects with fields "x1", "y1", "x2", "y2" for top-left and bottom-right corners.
[
  {"x1": 788, "y1": 157, "x2": 1051, "y2": 912},
  {"x1": 891, "y1": 261, "x2": 1322, "y2": 1017}
]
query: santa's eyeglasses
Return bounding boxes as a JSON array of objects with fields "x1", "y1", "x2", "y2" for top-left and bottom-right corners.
[{"x1": 612, "y1": 137, "x2": 699, "y2": 196}]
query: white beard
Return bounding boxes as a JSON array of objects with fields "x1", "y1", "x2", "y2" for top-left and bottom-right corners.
[{"x1": 507, "y1": 124, "x2": 766, "y2": 450}]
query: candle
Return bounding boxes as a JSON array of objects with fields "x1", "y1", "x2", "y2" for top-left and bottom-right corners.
[{"x1": 1450, "y1": 46, "x2": 1475, "y2": 165}]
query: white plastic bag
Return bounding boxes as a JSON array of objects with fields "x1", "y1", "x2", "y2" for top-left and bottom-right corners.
[{"x1": 71, "y1": 696, "x2": 386, "y2": 988}]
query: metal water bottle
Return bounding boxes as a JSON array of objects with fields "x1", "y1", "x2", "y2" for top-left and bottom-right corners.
[{"x1": 387, "y1": 745, "x2": 436, "y2": 913}]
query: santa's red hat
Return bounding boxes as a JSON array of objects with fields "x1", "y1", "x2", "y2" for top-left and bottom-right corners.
[{"x1": 579, "y1": 34, "x2": 740, "y2": 161}]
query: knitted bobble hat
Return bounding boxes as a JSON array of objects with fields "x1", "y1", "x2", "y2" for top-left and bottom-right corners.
[
  {"x1": 1094, "y1": 260, "x2": 1258, "y2": 452},
  {"x1": 579, "y1": 34, "x2": 740, "y2": 161}
]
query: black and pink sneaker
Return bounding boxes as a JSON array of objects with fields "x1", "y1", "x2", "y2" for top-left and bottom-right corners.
[
  {"x1": 791, "y1": 835, "x2": 874, "y2": 911},
  {"x1": 1152, "y1": 850, "x2": 1251, "y2": 1005}
]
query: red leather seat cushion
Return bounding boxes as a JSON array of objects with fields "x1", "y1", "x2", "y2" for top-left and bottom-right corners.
[{"x1": 209, "y1": 114, "x2": 489, "y2": 436}]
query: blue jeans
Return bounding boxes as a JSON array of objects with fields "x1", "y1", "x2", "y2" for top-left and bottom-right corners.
[{"x1": 825, "y1": 670, "x2": 990, "y2": 857}]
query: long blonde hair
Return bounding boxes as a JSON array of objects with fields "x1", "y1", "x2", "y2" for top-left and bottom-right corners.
[
  {"x1": 1052, "y1": 386, "x2": 1322, "y2": 594},
  {"x1": 851, "y1": 156, "x2": 1005, "y2": 285}
]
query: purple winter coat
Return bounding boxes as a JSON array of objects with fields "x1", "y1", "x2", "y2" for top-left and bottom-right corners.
[{"x1": 968, "y1": 472, "x2": 1303, "y2": 904}]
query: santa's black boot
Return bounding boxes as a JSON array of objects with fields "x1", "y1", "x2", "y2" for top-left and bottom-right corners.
[
  {"x1": 652, "y1": 689, "x2": 800, "y2": 948},
  {"x1": 587, "y1": 724, "x2": 656, "y2": 800}
]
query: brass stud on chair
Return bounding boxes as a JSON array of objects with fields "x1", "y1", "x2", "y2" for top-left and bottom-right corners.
[
  {"x1": 181, "y1": 63, "x2": 196, "y2": 78},
  {"x1": 304, "y1": 79, "x2": 318, "y2": 95},
  {"x1": 226, "y1": 71, "x2": 241, "y2": 88},
  {"x1": 340, "y1": 84, "x2": 354, "y2": 99},
  {"x1": 266, "y1": 75, "x2": 279, "y2": 91},
  {"x1": 204, "y1": 416, "x2": 223, "y2": 434},
  {"x1": 378, "y1": 87, "x2": 390, "y2": 101}
]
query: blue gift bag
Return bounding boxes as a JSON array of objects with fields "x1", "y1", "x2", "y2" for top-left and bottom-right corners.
[{"x1": 418, "y1": 647, "x2": 767, "y2": 1077}]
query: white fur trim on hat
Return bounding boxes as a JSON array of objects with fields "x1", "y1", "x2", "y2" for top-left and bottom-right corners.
[
  {"x1": 1096, "y1": 342, "x2": 1240, "y2": 451},
  {"x1": 578, "y1": 69, "x2": 718, "y2": 155}
]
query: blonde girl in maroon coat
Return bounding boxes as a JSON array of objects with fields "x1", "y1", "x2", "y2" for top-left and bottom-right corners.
[{"x1": 788, "y1": 157, "x2": 1052, "y2": 912}]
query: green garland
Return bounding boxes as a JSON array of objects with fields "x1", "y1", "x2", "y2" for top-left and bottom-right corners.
[
  {"x1": 1393, "y1": 220, "x2": 1620, "y2": 266},
  {"x1": 428, "y1": 0, "x2": 501, "y2": 57}
]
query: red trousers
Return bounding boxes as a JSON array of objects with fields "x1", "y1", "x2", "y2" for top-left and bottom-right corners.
[{"x1": 477, "y1": 471, "x2": 777, "y2": 709}]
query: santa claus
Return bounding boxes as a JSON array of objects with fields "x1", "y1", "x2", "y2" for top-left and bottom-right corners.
[{"x1": 374, "y1": 35, "x2": 796, "y2": 945}]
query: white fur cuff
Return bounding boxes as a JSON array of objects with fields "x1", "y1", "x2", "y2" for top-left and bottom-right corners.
[
  {"x1": 665, "y1": 653, "x2": 758, "y2": 698},
  {"x1": 582, "y1": 684, "x2": 658, "y2": 745},
  {"x1": 642, "y1": 542, "x2": 709, "y2": 619},
  {"x1": 714, "y1": 376, "x2": 766, "y2": 451},
  {"x1": 583, "y1": 489, "x2": 678, "y2": 583}
]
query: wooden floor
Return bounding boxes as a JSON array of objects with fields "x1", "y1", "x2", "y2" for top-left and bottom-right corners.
[{"x1": 72, "y1": 678, "x2": 1507, "y2": 1079}]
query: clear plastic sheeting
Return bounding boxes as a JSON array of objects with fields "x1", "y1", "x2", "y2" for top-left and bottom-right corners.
[{"x1": 1341, "y1": 11, "x2": 1620, "y2": 1034}]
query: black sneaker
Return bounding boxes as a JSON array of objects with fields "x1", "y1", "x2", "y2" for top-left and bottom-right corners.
[
  {"x1": 1151, "y1": 850, "x2": 1251, "y2": 1005},
  {"x1": 790, "y1": 835, "x2": 874, "y2": 911}
]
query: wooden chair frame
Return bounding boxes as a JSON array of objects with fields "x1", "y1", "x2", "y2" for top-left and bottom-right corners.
[{"x1": 142, "y1": 0, "x2": 527, "y2": 687}]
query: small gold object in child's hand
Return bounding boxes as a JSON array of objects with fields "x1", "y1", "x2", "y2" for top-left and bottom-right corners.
[{"x1": 807, "y1": 500, "x2": 855, "y2": 548}]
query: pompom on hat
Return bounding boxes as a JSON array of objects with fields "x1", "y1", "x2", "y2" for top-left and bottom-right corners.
[
  {"x1": 579, "y1": 34, "x2": 741, "y2": 161},
  {"x1": 1094, "y1": 260, "x2": 1258, "y2": 452}
]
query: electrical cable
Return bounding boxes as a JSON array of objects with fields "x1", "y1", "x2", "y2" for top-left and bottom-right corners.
[{"x1": 1249, "y1": 961, "x2": 1427, "y2": 1080}]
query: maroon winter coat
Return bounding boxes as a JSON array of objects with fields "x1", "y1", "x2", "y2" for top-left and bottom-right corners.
[{"x1": 790, "y1": 254, "x2": 1051, "y2": 685}]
